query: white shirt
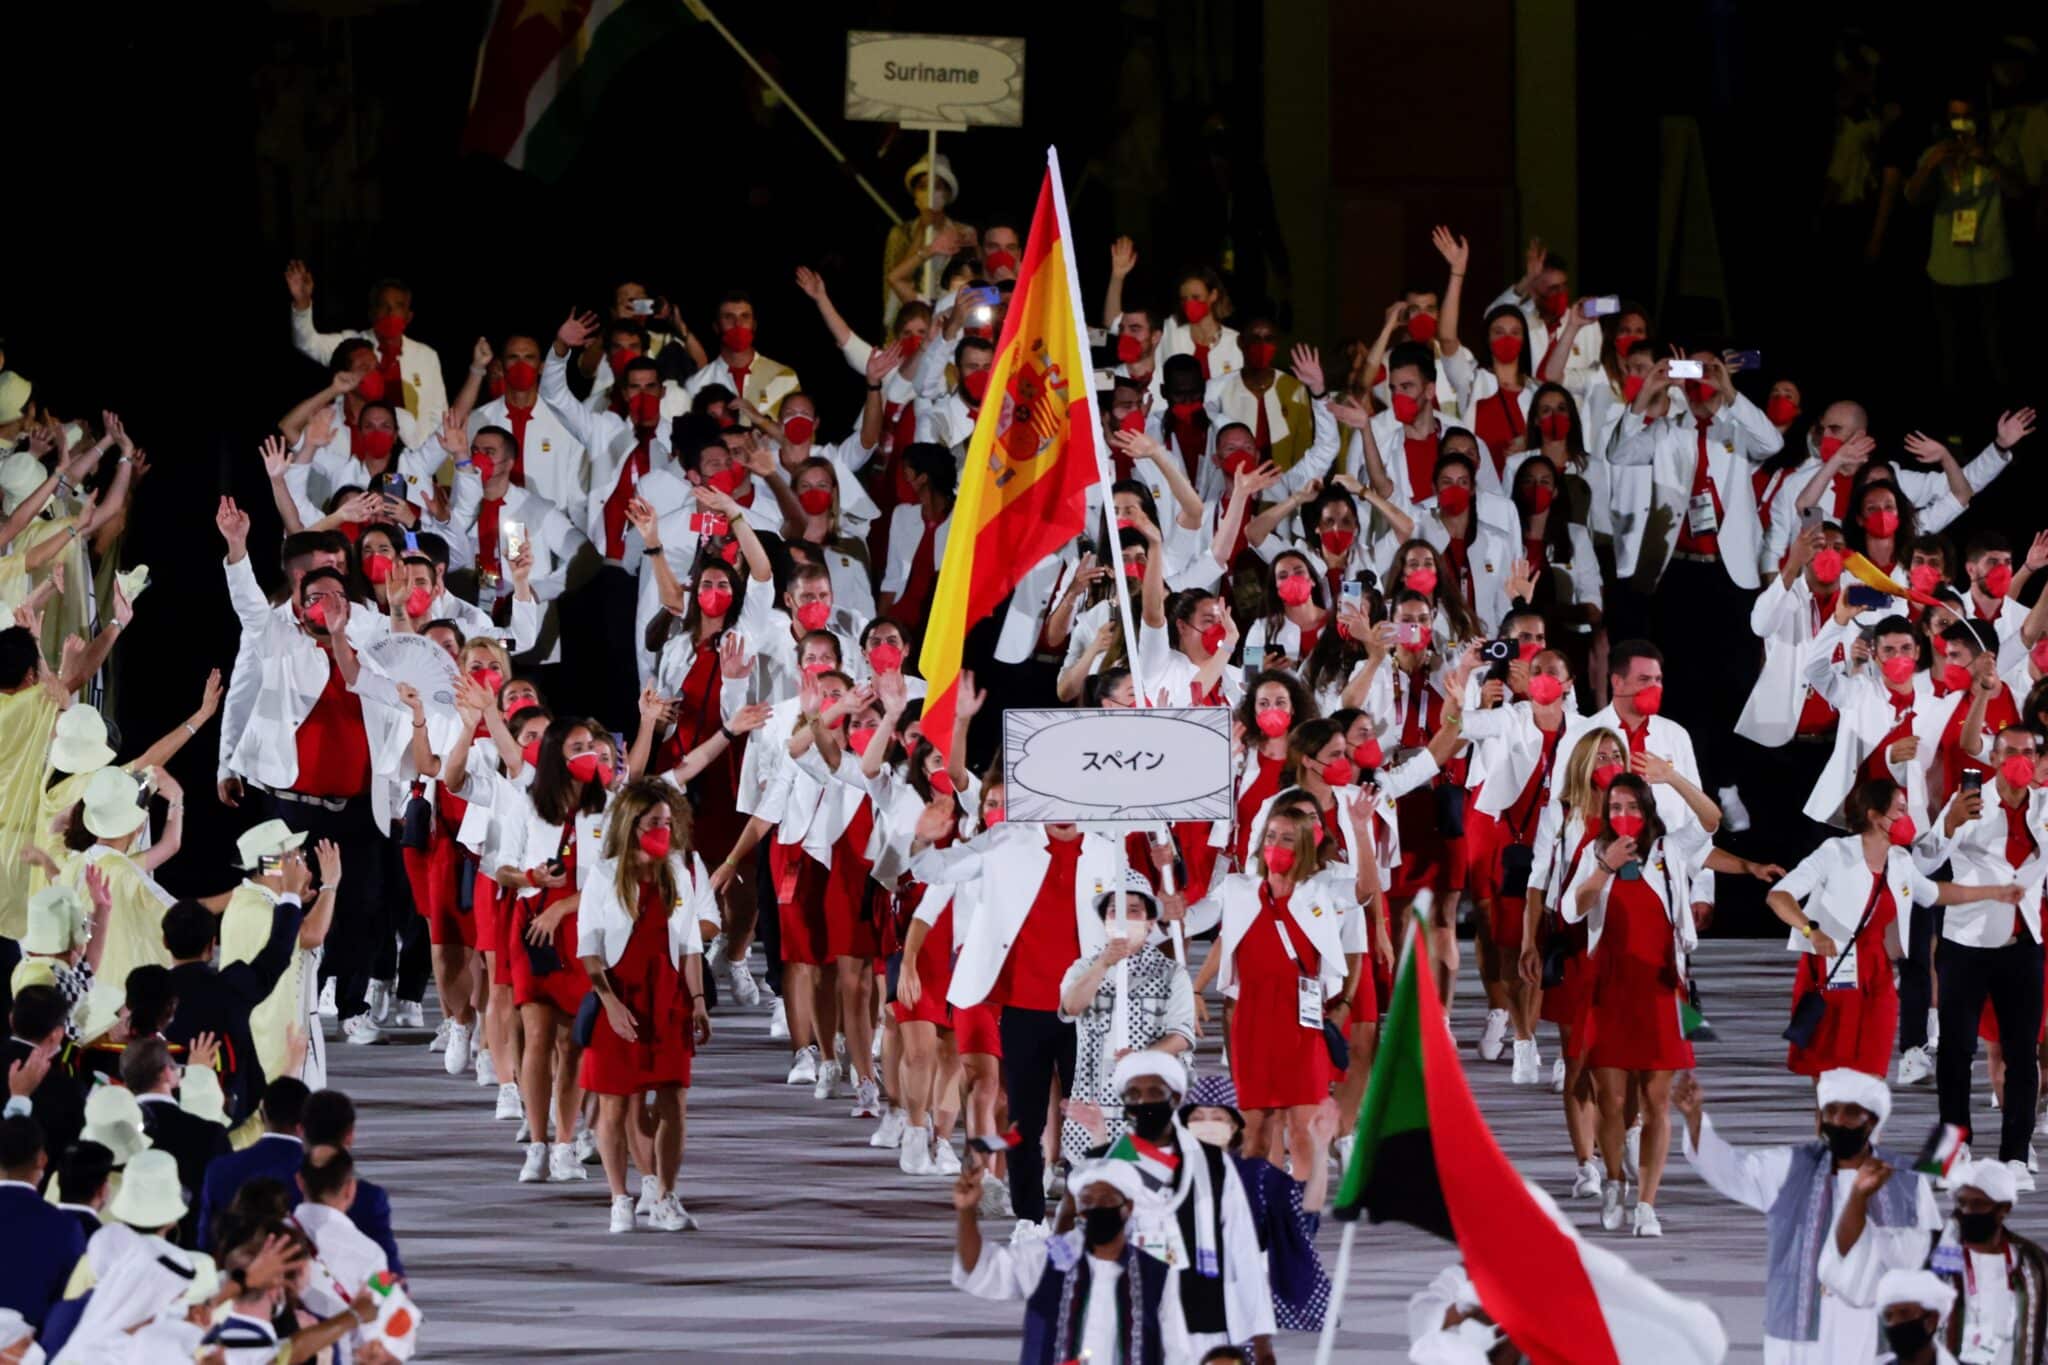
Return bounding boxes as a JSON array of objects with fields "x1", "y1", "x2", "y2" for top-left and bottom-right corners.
[
  {"x1": 1926, "y1": 785, "x2": 2048, "y2": 948},
  {"x1": 952, "y1": 1233, "x2": 1193, "y2": 1364}
]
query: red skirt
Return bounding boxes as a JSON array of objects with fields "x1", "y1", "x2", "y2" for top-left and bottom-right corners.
[
  {"x1": 773, "y1": 841, "x2": 831, "y2": 967},
  {"x1": 954, "y1": 1000, "x2": 1002, "y2": 1057},
  {"x1": 892, "y1": 906, "x2": 953, "y2": 1028},
  {"x1": 1230, "y1": 910, "x2": 1334, "y2": 1110},
  {"x1": 510, "y1": 886, "x2": 587, "y2": 1017},
  {"x1": 823, "y1": 815, "x2": 881, "y2": 962},
  {"x1": 579, "y1": 885, "x2": 693, "y2": 1094},
  {"x1": 474, "y1": 871, "x2": 515, "y2": 986},
  {"x1": 1539, "y1": 918, "x2": 1595, "y2": 1056},
  {"x1": 1786, "y1": 953, "x2": 1898, "y2": 1078},
  {"x1": 402, "y1": 819, "x2": 474, "y2": 948},
  {"x1": 1387, "y1": 786, "x2": 1455, "y2": 902},
  {"x1": 1584, "y1": 949, "x2": 1693, "y2": 1072}
]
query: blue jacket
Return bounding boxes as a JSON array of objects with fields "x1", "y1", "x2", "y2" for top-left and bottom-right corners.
[
  {"x1": 196, "y1": 1133, "x2": 403, "y2": 1275},
  {"x1": 0, "y1": 1182, "x2": 86, "y2": 1327}
]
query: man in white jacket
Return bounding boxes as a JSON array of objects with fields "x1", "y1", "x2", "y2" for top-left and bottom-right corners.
[{"x1": 284, "y1": 261, "x2": 446, "y2": 436}]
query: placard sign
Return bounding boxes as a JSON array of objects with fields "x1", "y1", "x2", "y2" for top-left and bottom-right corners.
[
  {"x1": 1002, "y1": 708, "x2": 1233, "y2": 825},
  {"x1": 844, "y1": 31, "x2": 1026, "y2": 129}
]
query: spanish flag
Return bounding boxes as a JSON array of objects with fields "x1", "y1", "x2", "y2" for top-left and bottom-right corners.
[{"x1": 918, "y1": 151, "x2": 1102, "y2": 767}]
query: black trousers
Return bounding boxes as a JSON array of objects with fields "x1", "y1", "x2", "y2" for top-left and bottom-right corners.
[
  {"x1": 1651, "y1": 558, "x2": 1758, "y2": 794},
  {"x1": 559, "y1": 564, "x2": 643, "y2": 737},
  {"x1": 376, "y1": 823, "x2": 433, "y2": 1003},
  {"x1": 251, "y1": 791, "x2": 387, "y2": 1022},
  {"x1": 1937, "y1": 933, "x2": 2045, "y2": 1161},
  {"x1": 1898, "y1": 901, "x2": 1946, "y2": 1051},
  {"x1": 998, "y1": 1006, "x2": 1077, "y2": 1223}
]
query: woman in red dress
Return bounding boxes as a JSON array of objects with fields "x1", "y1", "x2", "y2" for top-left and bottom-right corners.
[
  {"x1": 577, "y1": 779, "x2": 715, "y2": 1234},
  {"x1": 1226, "y1": 671, "x2": 1315, "y2": 869},
  {"x1": 1456, "y1": 304, "x2": 1533, "y2": 483}
]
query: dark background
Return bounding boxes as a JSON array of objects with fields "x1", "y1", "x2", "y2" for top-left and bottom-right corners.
[{"x1": 8, "y1": 1, "x2": 2045, "y2": 928}]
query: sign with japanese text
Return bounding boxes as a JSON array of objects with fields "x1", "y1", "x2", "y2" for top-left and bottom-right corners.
[{"x1": 1001, "y1": 708, "x2": 1233, "y2": 824}]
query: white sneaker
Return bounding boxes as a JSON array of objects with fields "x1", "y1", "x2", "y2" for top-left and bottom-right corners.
[
  {"x1": 429, "y1": 1019, "x2": 451, "y2": 1053},
  {"x1": 1478, "y1": 1009, "x2": 1510, "y2": 1062},
  {"x1": 2032, "y1": 1144, "x2": 2040, "y2": 1174},
  {"x1": 1571, "y1": 1160, "x2": 1602, "y2": 1198},
  {"x1": 515, "y1": 1118, "x2": 531, "y2": 1144},
  {"x1": 548, "y1": 1143, "x2": 588, "y2": 1182},
  {"x1": 394, "y1": 999, "x2": 425, "y2": 1029},
  {"x1": 724, "y1": 952, "x2": 760, "y2": 1006},
  {"x1": 1600, "y1": 1180, "x2": 1625, "y2": 1231},
  {"x1": 1927, "y1": 1008, "x2": 1941, "y2": 1054},
  {"x1": 901, "y1": 1126, "x2": 935, "y2": 1175},
  {"x1": 476, "y1": 1048, "x2": 497, "y2": 1087},
  {"x1": 636, "y1": 1174, "x2": 661, "y2": 1216},
  {"x1": 2012, "y1": 1160, "x2": 2039, "y2": 1194},
  {"x1": 1334, "y1": 1133, "x2": 1355, "y2": 1172},
  {"x1": 495, "y1": 1082, "x2": 523, "y2": 1121},
  {"x1": 768, "y1": 997, "x2": 790, "y2": 1041},
  {"x1": 931, "y1": 1139, "x2": 961, "y2": 1176},
  {"x1": 518, "y1": 1142, "x2": 547, "y2": 1183},
  {"x1": 1551, "y1": 1058, "x2": 1567, "y2": 1094},
  {"x1": 366, "y1": 980, "x2": 391, "y2": 1024},
  {"x1": 1631, "y1": 1202, "x2": 1663, "y2": 1237},
  {"x1": 813, "y1": 1058, "x2": 843, "y2": 1102},
  {"x1": 444, "y1": 1022, "x2": 473, "y2": 1077},
  {"x1": 318, "y1": 977, "x2": 337, "y2": 1017},
  {"x1": 872, "y1": 1030, "x2": 884, "y2": 1066},
  {"x1": 1510, "y1": 1039, "x2": 1539, "y2": 1085},
  {"x1": 609, "y1": 1194, "x2": 636, "y2": 1233},
  {"x1": 977, "y1": 1171, "x2": 1010, "y2": 1218},
  {"x1": 1623, "y1": 1123, "x2": 1643, "y2": 1184},
  {"x1": 573, "y1": 1128, "x2": 598, "y2": 1165},
  {"x1": 342, "y1": 1014, "x2": 381, "y2": 1046},
  {"x1": 1939, "y1": 1143, "x2": 1974, "y2": 1190},
  {"x1": 870, "y1": 1106, "x2": 907, "y2": 1150},
  {"x1": 649, "y1": 1193, "x2": 697, "y2": 1231},
  {"x1": 851, "y1": 1077, "x2": 883, "y2": 1118},
  {"x1": 1897, "y1": 1046, "x2": 1933, "y2": 1086},
  {"x1": 786, "y1": 1044, "x2": 819, "y2": 1086},
  {"x1": 1717, "y1": 785, "x2": 1751, "y2": 834}
]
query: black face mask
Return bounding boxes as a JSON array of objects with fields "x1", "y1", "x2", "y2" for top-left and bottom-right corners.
[
  {"x1": 1958, "y1": 1209, "x2": 2003, "y2": 1245},
  {"x1": 1126, "y1": 1100, "x2": 1175, "y2": 1143},
  {"x1": 1081, "y1": 1204, "x2": 1127, "y2": 1247},
  {"x1": 1882, "y1": 1318, "x2": 1932, "y2": 1358},
  {"x1": 1821, "y1": 1122, "x2": 1871, "y2": 1162}
]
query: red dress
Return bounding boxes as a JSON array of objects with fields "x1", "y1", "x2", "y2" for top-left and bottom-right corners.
[
  {"x1": 403, "y1": 781, "x2": 475, "y2": 948},
  {"x1": 1476, "y1": 726, "x2": 1562, "y2": 949},
  {"x1": 579, "y1": 882, "x2": 694, "y2": 1094},
  {"x1": 1229, "y1": 884, "x2": 1334, "y2": 1110},
  {"x1": 661, "y1": 639, "x2": 748, "y2": 864},
  {"x1": 1470, "y1": 386, "x2": 1524, "y2": 477},
  {"x1": 893, "y1": 899, "x2": 953, "y2": 1029},
  {"x1": 773, "y1": 836, "x2": 832, "y2": 967},
  {"x1": 1786, "y1": 874, "x2": 1898, "y2": 1078},
  {"x1": 1232, "y1": 753, "x2": 1288, "y2": 868},
  {"x1": 823, "y1": 799, "x2": 881, "y2": 962},
  {"x1": 511, "y1": 834, "x2": 588, "y2": 1016},
  {"x1": 1584, "y1": 868, "x2": 1693, "y2": 1072},
  {"x1": 1540, "y1": 823, "x2": 1599, "y2": 1056}
]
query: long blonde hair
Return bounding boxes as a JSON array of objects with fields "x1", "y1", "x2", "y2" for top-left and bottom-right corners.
[
  {"x1": 601, "y1": 779, "x2": 693, "y2": 918},
  {"x1": 1558, "y1": 727, "x2": 1625, "y2": 818}
]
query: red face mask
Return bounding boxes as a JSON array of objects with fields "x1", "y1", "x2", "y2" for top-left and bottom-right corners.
[
  {"x1": 405, "y1": 586, "x2": 434, "y2": 618},
  {"x1": 1116, "y1": 333, "x2": 1145, "y2": 365},
  {"x1": 1276, "y1": 575, "x2": 1313, "y2": 606},
  {"x1": 1529, "y1": 673, "x2": 1565, "y2": 705},
  {"x1": 471, "y1": 666, "x2": 504, "y2": 695},
  {"x1": 623, "y1": 391, "x2": 663, "y2": 431},
  {"x1": 1321, "y1": 755, "x2": 1357, "y2": 786},
  {"x1": 1255, "y1": 708, "x2": 1291, "y2": 738},
  {"x1": 982, "y1": 804, "x2": 1006, "y2": 826},
  {"x1": 1182, "y1": 298, "x2": 1210, "y2": 325},
  {"x1": 1886, "y1": 814, "x2": 1917, "y2": 846},
  {"x1": 781, "y1": 414, "x2": 817, "y2": 446},
  {"x1": 1198, "y1": 622, "x2": 1228, "y2": 655},
  {"x1": 847, "y1": 726, "x2": 876, "y2": 756},
  {"x1": 1242, "y1": 340, "x2": 1278, "y2": 370},
  {"x1": 302, "y1": 601, "x2": 328, "y2": 629},
  {"x1": 1537, "y1": 411, "x2": 1571, "y2": 443},
  {"x1": 503, "y1": 359, "x2": 539, "y2": 392},
  {"x1": 1621, "y1": 374, "x2": 1646, "y2": 403},
  {"x1": 2002, "y1": 755, "x2": 2037, "y2": 790},
  {"x1": 1940, "y1": 662, "x2": 1973, "y2": 692},
  {"x1": 1539, "y1": 288, "x2": 1569, "y2": 320},
  {"x1": 695, "y1": 584, "x2": 732, "y2": 617},
  {"x1": 1261, "y1": 843, "x2": 1296, "y2": 875},
  {"x1": 1406, "y1": 312, "x2": 1438, "y2": 344},
  {"x1": 363, "y1": 552, "x2": 393, "y2": 585},
  {"x1": 1612, "y1": 334, "x2": 1638, "y2": 358},
  {"x1": 1880, "y1": 655, "x2": 1916, "y2": 685},
  {"x1": 1910, "y1": 564, "x2": 1944, "y2": 596},
  {"x1": 2032, "y1": 637, "x2": 2048, "y2": 673},
  {"x1": 1353, "y1": 736, "x2": 1384, "y2": 769},
  {"x1": 1630, "y1": 683, "x2": 1663, "y2": 717},
  {"x1": 797, "y1": 487, "x2": 833, "y2": 515},
  {"x1": 1404, "y1": 568, "x2": 1438, "y2": 597},
  {"x1": 637, "y1": 827, "x2": 672, "y2": 858},
  {"x1": 795, "y1": 601, "x2": 831, "y2": 631},
  {"x1": 1818, "y1": 434, "x2": 1845, "y2": 460},
  {"x1": 1169, "y1": 400, "x2": 1203, "y2": 422},
  {"x1": 1862, "y1": 507, "x2": 1900, "y2": 539},
  {"x1": 930, "y1": 768, "x2": 957, "y2": 796},
  {"x1": 1806, "y1": 549, "x2": 1843, "y2": 585},
  {"x1": 1436, "y1": 484, "x2": 1472, "y2": 516},
  {"x1": 1117, "y1": 408, "x2": 1146, "y2": 434},
  {"x1": 896, "y1": 332, "x2": 926, "y2": 362},
  {"x1": 1983, "y1": 564, "x2": 2015, "y2": 598},
  {"x1": 1765, "y1": 395, "x2": 1800, "y2": 427},
  {"x1": 1320, "y1": 527, "x2": 1355, "y2": 558},
  {"x1": 1391, "y1": 392, "x2": 1424, "y2": 424},
  {"x1": 371, "y1": 314, "x2": 406, "y2": 341},
  {"x1": 1122, "y1": 561, "x2": 1143, "y2": 580},
  {"x1": 521, "y1": 737, "x2": 542, "y2": 768},
  {"x1": 470, "y1": 448, "x2": 496, "y2": 482},
  {"x1": 356, "y1": 427, "x2": 395, "y2": 461},
  {"x1": 566, "y1": 751, "x2": 613, "y2": 786},
  {"x1": 1524, "y1": 483, "x2": 1556, "y2": 512},
  {"x1": 961, "y1": 369, "x2": 991, "y2": 405},
  {"x1": 983, "y1": 249, "x2": 1018, "y2": 275},
  {"x1": 1592, "y1": 762, "x2": 1624, "y2": 790},
  {"x1": 1488, "y1": 334, "x2": 1522, "y2": 365},
  {"x1": 1218, "y1": 446, "x2": 1257, "y2": 477},
  {"x1": 1607, "y1": 811, "x2": 1645, "y2": 839},
  {"x1": 608, "y1": 348, "x2": 640, "y2": 377},
  {"x1": 868, "y1": 642, "x2": 904, "y2": 674},
  {"x1": 1683, "y1": 379, "x2": 1717, "y2": 406},
  {"x1": 721, "y1": 325, "x2": 755, "y2": 354},
  {"x1": 354, "y1": 369, "x2": 387, "y2": 402}
]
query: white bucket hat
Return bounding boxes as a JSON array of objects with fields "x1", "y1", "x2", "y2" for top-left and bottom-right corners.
[
  {"x1": 50, "y1": 704, "x2": 115, "y2": 774},
  {"x1": 107, "y1": 1148, "x2": 186, "y2": 1229},
  {"x1": 0, "y1": 371, "x2": 29, "y2": 426},
  {"x1": 82, "y1": 1085, "x2": 153, "y2": 1166},
  {"x1": 0, "y1": 450, "x2": 45, "y2": 513},
  {"x1": 235, "y1": 818, "x2": 307, "y2": 871},
  {"x1": 24, "y1": 882, "x2": 87, "y2": 955},
  {"x1": 116, "y1": 564, "x2": 149, "y2": 603},
  {"x1": 81, "y1": 766, "x2": 148, "y2": 840},
  {"x1": 904, "y1": 152, "x2": 958, "y2": 200},
  {"x1": 178, "y1": 1065, "x2": 228, "y2": 1127}
]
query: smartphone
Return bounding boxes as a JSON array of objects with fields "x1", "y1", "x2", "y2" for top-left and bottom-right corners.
[
  {"x1": 1726, "y1": 349, "x2": 1763, "y2": 372},
  {"x1": 1846, "y1": 584, "x2": 1891, "y2": 610},
  {"x1": 1396, "y1": 621, "x2": 1426, "y2": 648},
  {"x1": 1798, "y1": 505, "x2": 1824, "y2": 535},
  {"x1": 966, "y1": 284, "x2": 1002, "y2": 309},
  {"x1": 1582, "y1": 296, "x2": 1621, "y2": 318},
  {"x1": 1961, "y1": 769, "x2": 1985, "y2": 795},
  {"x1": 258, "y1": 854, "x2": 285, "y2": 875},
  {"x1": 501, "y1": 518, "x2": 528, "y2": 563},
  {"x1": 628, "y1": 298, "x2": 655, "y2": 316},
  {"x1": 379, "y1": 472, "x2": 409, "y2": 501},
  {"x1": 1342, "y1": 580, "x2": 1366, "y2": 607},
  {"x1": 689, "y1": 512, "x2": 729, "y2": 537},
  {"x1": 545, "y1": 857, "x2": 566, "y2": 878},
  {"x1": 1668, "y1": 359, "x2": 1705, "y2": 380},
  {"x1": 1617, "y1": 860, "x2": 1643, "y2": 881}
]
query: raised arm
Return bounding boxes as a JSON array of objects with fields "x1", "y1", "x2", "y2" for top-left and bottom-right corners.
[
  {"x1": 1431, "y1": 227, "x2": 1469, "y2": 357},
  {"x1": 1104, "y1": 236, "x2": 1137, "y2": 331}
]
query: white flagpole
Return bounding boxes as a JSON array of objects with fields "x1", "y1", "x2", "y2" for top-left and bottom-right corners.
[{"x1": 1312, "y1": 1221, "x2": 1358, "y2": 1365}]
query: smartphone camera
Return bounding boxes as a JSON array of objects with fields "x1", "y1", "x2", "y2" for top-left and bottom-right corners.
[
  {"x1": 1477, "y1": 638, "x2": 1515, "y2": 664},
  {"x1": 1668, "y1": 360, "x2": 1705, "y2": 380}
]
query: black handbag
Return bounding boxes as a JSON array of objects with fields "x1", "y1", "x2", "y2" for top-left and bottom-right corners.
[
  {"x1": 400, "y1": 784, "x2": 433, "y2": 851},
  {"x1": 523, "y1": 931, "x2": 564, "y2": 978},
  {"x1": 1782, "y1": 874, "x2": 1885, "y2": 1047},
  {"x1": 1433, "y1": 779, "x2": 1466, "y2": 840},
  {"x1": 1540, "y1": 910, "x2": 1574, "y2": 988},
  {"x1": 572, "y1": 990, "x2": 599, "y2": 1047},
  {"x1": 1496, "y1": 745, "x2": 1555, "y2": 899},
  {"x1": 1322, "y1": 1018, "x2": 1351, "y2": 1072}
]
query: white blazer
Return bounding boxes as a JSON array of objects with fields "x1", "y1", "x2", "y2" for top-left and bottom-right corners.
[
  {"x1": 1414, "y1": 508, "x2": 1520, "y2": 637},
  {"x1": 1735, "y1": 573, "x2": 1836, "y2": 748},
  {"x1": 493, "y1": 790, "x2": 610, "y2": 906},
  {"x1": 575, "y1": 851, "x2": 715, "y2": 969},
  {"x1": 1560, "y1": 829, "x2": 1709, "y2": 964},
  {"x1": 289, "y1": 310, "x2": 447, "y2": 434},
  {"x1": 913, "y1": 826, "x2": 1130, "y2": 1011},
  {"x1": 1924, "y1": 786, "x2": 2048, "y2": 947},
  {"x1": 1463, "y1": 703, "x2": 1566, "y2": 821},
  {"x1": 670, "y1": 352, "x2": 801, "y2": 419},
  {"x1": 880, "y1": 504, "x2": 953, "y2": 598},
  {"x1": 467, "y1": 393, "x2": 591, "y2": 517},
  {"x1": 1800, "y1": 622, "x2": 1961, "y2": 827},
  {"x1": 1135, "y1": 621, "x2": 1243, "y2": 709},
  {"x1": 1604, "y1": 393, "x2": 1781, "y2": 589},
  {"x1": 1772, "y1": 836, "x2": 1942, "y2": 962},
  {"x1": 537, "y1": 351, "x2": 678, "y2": 563},
  {"x1": 1158, "y1": 318, "x2": 1242, "y2": 379},
  {"x1": 1558, "y1": 707, "x2": 1702, "y2": 835},
  {"x1": 1198, "y1": 873, "x2": 1349, "y2": 1002}
]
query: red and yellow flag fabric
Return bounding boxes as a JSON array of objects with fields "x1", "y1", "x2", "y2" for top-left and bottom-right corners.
[{"x1": 918, "y1": 156, "x2": 1101, "y2": 768}]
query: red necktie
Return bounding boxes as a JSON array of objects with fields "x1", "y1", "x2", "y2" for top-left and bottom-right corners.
[
  {"x1": 893, "y1": 512, "x2": 944, "y2": 628},
  {"x1": 602, "y1": 439, "x2": 652, "y2": 560},
  {"x1": 1252, "y1": 391, "x2": 1273, "y2": 459},
  {"x1": 478, "y1": 496, "x2": 503, "y2": 576},
  {"x1": 505, "y1": 403, "x2": 532, "y2": 486}
]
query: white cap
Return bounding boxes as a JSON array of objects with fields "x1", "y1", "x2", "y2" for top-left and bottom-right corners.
[
  {"x1": 1815, "y1": 1067, "x2": 1891, "y2": 1127},
  {"x1": 107, "y1": 1148, "x2": 187, "y2": 1228},
  {"x1": 1876, "y1": 1267, "x2": 1956, "y2": 1319},
  {"x1": 81, "y1": 766, "x2": 147, "y2": 840},
  {"x1": 0, "y1": 450, "x2": 44, "y2": 512},
  {"x1": 1111, "y1": 1049, "x2": 1188, "y2": 1100},
  {"x1": 904, "y1": 152, "x2": 958, "y2": 199},
  {"x1": 1954, "y1": 1156, "x2": 2019, "y2": 1206},
  {"x1": 1069, "y1": 1158, "x2": 1146, "y2": 1206}
]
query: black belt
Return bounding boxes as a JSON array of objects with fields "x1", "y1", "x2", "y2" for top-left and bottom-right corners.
[{"x1": 253, "y1": 784, "x2": 351, "y2": 813}]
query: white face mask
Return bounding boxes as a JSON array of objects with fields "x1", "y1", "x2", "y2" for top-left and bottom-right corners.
[{"x1": 1187, "y1": 1119, "x2": 1235, "y2": 1148}]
